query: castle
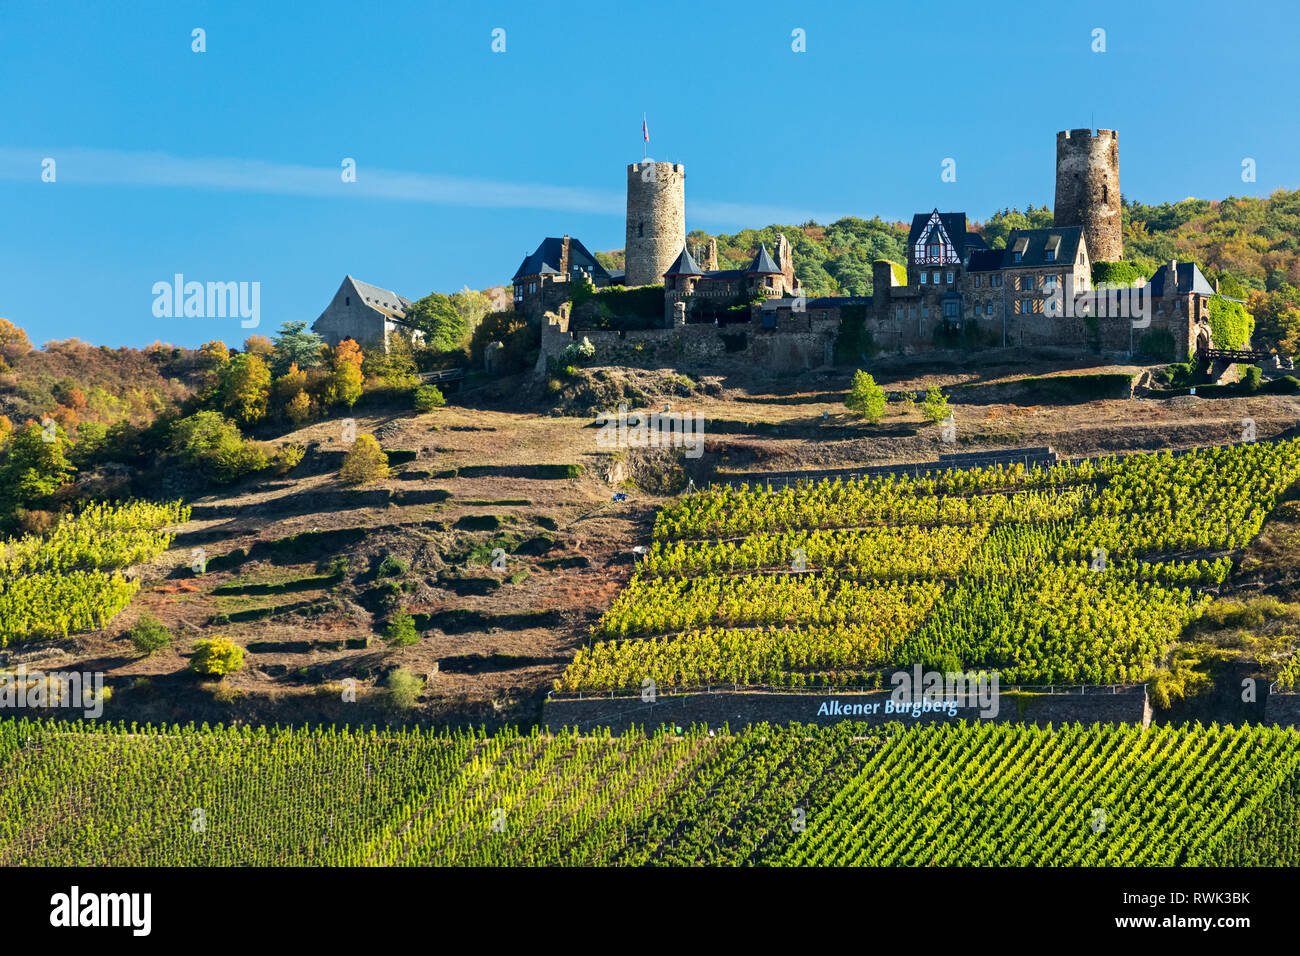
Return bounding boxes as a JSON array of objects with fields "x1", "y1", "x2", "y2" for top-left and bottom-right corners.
[{"x1": 519, "y1": 128, "x2": 1221, "y2": 370}]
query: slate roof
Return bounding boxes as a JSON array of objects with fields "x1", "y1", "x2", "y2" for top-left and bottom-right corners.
[
  {"x1": 747, "y1": 243, "x2": 782, "y2": 274},
  {"x1": 346, "y1": 276, "x2": 409, "y2": 320},
  {"x1": 999, "y1": 226, "x2": 1083, "y2": 269},
  {"x1": 665, "y1": 245, "x2": 705, "y2": 276},
  {"x1": 1146, "y1": 261, "x2": 1216, "y2": 296},
  {"x1": 966, "y1": 249, "x2": 1004, "y2": 272},
  {"x1": 512, "y1": 237, "x2": 612, "y2": 282},
  {"x1": 763, "y1": 296, "x2": 872, "y2": 309}
]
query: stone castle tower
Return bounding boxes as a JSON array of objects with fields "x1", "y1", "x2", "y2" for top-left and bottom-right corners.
[
  {"x1": 625, "y1": 161, "x2": 686, "y2": 287},
  {"x1": 1054, "y1": 128, "x2": 1122, "y2": 263}
]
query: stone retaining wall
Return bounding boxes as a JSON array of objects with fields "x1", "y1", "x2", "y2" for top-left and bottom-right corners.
[{"x1": 544, "y1": 687, "x2": 1151, "y2": 733}]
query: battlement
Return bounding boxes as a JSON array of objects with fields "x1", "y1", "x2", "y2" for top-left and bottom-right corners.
[{"x1": 1059, "y1": 128, "x2": 1117, "y2": 144}]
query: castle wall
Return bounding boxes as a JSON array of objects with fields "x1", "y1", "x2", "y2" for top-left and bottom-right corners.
[
  {"x1": 1055, "y1": 129, "x2": 1122, "y2": 262},
  {"x1": 625, "y1": 162, "x2": 686, "y2": 287}
]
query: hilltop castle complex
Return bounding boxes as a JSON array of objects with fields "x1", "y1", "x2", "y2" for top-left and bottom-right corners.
[{"x1": 517, "y1": 128, "x2": 1222, "y2": 373}]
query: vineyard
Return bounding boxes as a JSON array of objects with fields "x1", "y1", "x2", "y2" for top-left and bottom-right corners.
[
  {"x1": 1, "y1": 718, "x2": 1297, "y2": 866},
  {"x1": 0, "y1": 501, "x2": 188, "y2": 645},
  {"x1": 558, "y1": 442, "x2": 1300, "y2": 691}
]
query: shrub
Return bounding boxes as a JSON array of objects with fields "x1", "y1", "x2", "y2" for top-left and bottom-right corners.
[
  {"x1": 844, "y1": 370, "x2": 886, "y2": 422},
  {"x1": 413, "y1": 384, "x2": 446, "y2": 411},
  {"x1": 273, "y1": 443, "x2": 305, "y2": 475},
  {"x1": 339, "y1": 434, "x2": 390, "y2": 486},
  {"x1": 921, "y1": 386, "x2": 951, "y2": 422},
  {"x1": 376, "y1": 553, "x2": 408, "y2": 578},
  {"x1": 383, "y1": 609, "x2": 419, "y2": 647},
  {"x1": 129, "y1": 615, "x2": 171, "y2": 655},
  {"x1": 384, "y1": 666, "x2": 423, "y2": 711},
  {"x1": 190, "y1": 637, "x2": 245, "y2": 677},
  {"x1": 1241, "y1": 365, "x2": 1263, "y2": 392}
]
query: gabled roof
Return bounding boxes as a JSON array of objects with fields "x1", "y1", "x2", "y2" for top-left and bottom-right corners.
[
  {"x1": 908, "y1": 211, "x2": 969, "y2": 249},
  {"x1": 345, "y1": 276, "x2": 409, "y2": 319},
  {"x1": 1146, "y1": 261, "x2": 1216, "y2": 297},
  {"x1": 999, "y1": 226, "x2": 1084, "y2": 269},
  {"x1": 665, "y1": 245, "x2": 704, "y2": 277},
  {"x1": 963, "y1": 232, "x2": 988, "y2": 252},
  {"x1": 747, "y1": 243, "x2": 782, "y2": 274},
  {"x1": 512, "y1": 236, "x2": 612, "y2": 282}
]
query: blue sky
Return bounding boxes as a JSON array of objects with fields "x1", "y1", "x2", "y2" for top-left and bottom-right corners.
[{"x1": 1, "y1": 0, "x2": 1295, "y2": 348}]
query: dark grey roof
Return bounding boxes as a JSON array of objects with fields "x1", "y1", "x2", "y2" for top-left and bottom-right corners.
[
  {"x1": 967, "y1": 249, "x2": 1003, "y2": 272},
  {"x1": 908, "y1": 211, "x2": 969, "y2": 249},
  {"x1": 963, "y1": 232, "x2": 989, "y2": 252},
  {"x1": 999, "y1": 226, "x2": 1083, "y2": 269},
  {"x1": 665, "y1": 245, "x2": 704, "y2": 276},
  {"x1": 1146, "y1": 261, "x2": 1216, "y2": 296},
  {"x1": 747, "y1": 243, "x2": 782, "y2": 274},
  {"x1": 512, "y1": 236, "x2": 612, "y2": 282},
  {"x1": 702, "y1": 269, "x2": 746, "y2": 280},
  {"x1": 346, "y1": 276, "x2": 408, "y2": 319}
]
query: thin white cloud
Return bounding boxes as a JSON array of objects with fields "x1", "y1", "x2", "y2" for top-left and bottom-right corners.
[{"x1": 0, "y1": 146, "x2": 845, "y2": 227}]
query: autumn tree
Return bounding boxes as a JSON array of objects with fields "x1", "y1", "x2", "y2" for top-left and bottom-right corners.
[
  {"x1": 242, "y1": 334, "x2": 275, "y2": 358},
  {"x1": 324, "y1": 339, "x2": 365, "y2": 407},
  {"x1": 220, "y1": 353, "x2": 272, "y2": 425},
  {"x1": 339, "y1": 434, "x2": 389, "y2": 486}
]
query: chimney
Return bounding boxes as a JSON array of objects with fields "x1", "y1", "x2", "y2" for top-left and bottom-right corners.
[
  {"x1": 560, "y1": 235, "x2": 572, "y2": 278},
  {"x1": 1168, "y1": 259, "x2": 1178, "y2": 294}
]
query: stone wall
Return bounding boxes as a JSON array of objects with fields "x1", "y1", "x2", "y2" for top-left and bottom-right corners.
[
  {"x1": 1265, "y1": 691, "x2": 1300, "y2": 726},
  {"x1": 544, "y1": 686, "x2": 1151, "y2": 733}
]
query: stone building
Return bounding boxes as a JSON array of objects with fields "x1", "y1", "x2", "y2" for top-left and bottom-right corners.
[
  {"x1": 663, "y1": 236, "x2": 801, "y2": 323},
  {"x1": 1145, "y1": 259, "x2": 1217, "y2": 357},
  {"x1": 311, "y1": 275, "x2": 423, "y2": 351},
  {"x1": 625, "y1": 161, "x2": 686, "y2": 288},
  {"x1": 511, "y1": 235, "x2": 614, "y2": 321},
  {"x1": 1054, "y1": 128, "x2": 1122, "y2": 263}
]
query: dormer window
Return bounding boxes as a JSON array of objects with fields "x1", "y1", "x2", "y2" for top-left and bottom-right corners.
[
  {"x1": 1013, "y1": 252, "x2": 1023, "y2": 263},
  {"x1": 1044, "y1": 250, "x2": 1055, "y2": 262},
  {"x1": 927, "y1": 233, "x2": 943, "y2": 260}
]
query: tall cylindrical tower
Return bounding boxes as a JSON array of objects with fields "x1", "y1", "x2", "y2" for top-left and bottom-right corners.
[
  {"x1": 1053, "y1": 129, "x2": 1121, "y2": 263},
  {"x1": 625, "y1": 162, "x2": 686, "y2": 287}
]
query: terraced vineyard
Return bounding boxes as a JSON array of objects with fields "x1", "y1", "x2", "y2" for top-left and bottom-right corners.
[
  {"x1": 2, "y1": 718, "x2": 1297, "y2": 866},
  {"x1": 558, "y1": 442, "x2": 1300, "y2": 690},
  {"x1": 0, "y1": 501, "x2": 189, "y2": 645}
]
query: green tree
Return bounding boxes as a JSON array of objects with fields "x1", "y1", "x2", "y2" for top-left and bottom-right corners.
[
  {"x1": 0, "y1": 422, "x2": 75, "y2": 516},
  {"x1": 130, "y1": 615, "x2": 172, "y2": 655},
  {"x1": 412, "y1": 384, "x2": 446, "y2": 411},
  {"x1": 383, "y1": 609, "x2": 419, "y2": 647},
  {"x1": 844, "y1": 370, "x2": 886, "y2": 422},
  {"x1": 384, "y1": 666, "x2": 423, "y2": 710},
  {"x1": 190, "y1": 637, "x2": 245, "y2": 677},
  {"x1": 405, "y1": 292, "x2": 468, "y2": 352},
  {"x1": 169, "y1": 411, "x2": 268, "y2": 483},
  {"x1": 271, "y1": 321, "x2": 324, "y2": 373},
  {"x1": 921, "y1": 386, "x2": 952, "y2": 423}
]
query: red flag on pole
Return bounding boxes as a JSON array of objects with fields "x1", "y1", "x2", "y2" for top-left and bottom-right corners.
[{"x1": 643, "y1": 114, "x2": 648, "y2": 142}]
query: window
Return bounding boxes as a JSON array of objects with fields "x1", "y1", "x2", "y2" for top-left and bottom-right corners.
[
  {"x1": 1021, "y1": 275, "x2": 1035, "y2": 291},
  {"x1": 345, "y1": 296, "x2": 350, "y2": 306},
  {"x1": 973, "y1": 275, "x2": 982, "y2": 288},
  {"x1": 946, "y1": 272, "x2": 954, "y2": 284},
  {"x1": 1044, "y1": 250, "x2": 1056, "y2": 262},
  {"x1": 765, "y1": 276, "x2": 773, "y2": 288},
  {"x1": 1044, "y1": 274, "x2": 1059, "y2": 291},
  {"x1": 933, "y1": 272, "x2": 941, "y2": 284},
  {"x1": 944, "y1": 300, "x2": 959, "y2": 318},
  {"x1": 921, "y1": 304, "x2": 929, "y2": 319},
  {"x1": 1020, "y1": 298, "x2": 1034, "y2": 314},
  {"x1": 1013, "y1": 251, "x2": 1023, "y2": 263},
  {"x1": 920, "y1": 271, "x2": 927, "y2": 284},
  {"x1": 991, "y1": 275, "x2": 1003, "y2": 288},
  {"x1": 514, "y1": 286, "x2": 523, "y2": 302},
  {"x1": 986, "y1": 303, "x2": 993, "y2": 316},
  {"x1": 896, "y1": 306, "x2": 903, "y2": 320}
]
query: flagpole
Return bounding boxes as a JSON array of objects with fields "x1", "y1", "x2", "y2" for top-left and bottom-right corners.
[{"x1": 643, "y1": 113, "x2": 647, "y2": 162}]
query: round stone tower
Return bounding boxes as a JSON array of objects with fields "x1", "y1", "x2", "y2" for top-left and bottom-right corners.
[
  {"x1": 1053, "y1": 129, "x2": 1122, "y2": 263},
  {"x1": 625, "y1": 161, "x2": 686, "y2": 287}
]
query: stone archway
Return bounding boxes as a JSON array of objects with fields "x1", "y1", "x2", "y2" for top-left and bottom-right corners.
[{"x1": 1195, "y1": 328, "x2": 1210, "y2": 355}]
